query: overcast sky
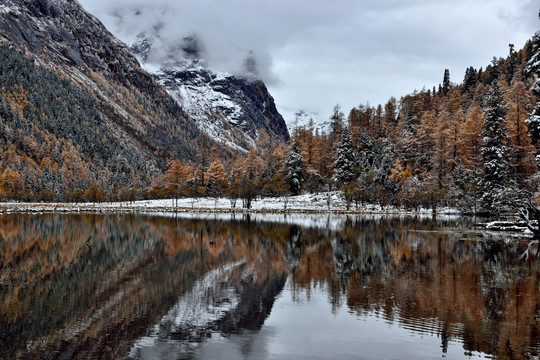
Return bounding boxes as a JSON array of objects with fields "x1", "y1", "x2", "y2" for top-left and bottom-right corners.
[{"x1": 78, "y1": 0, "x2": 539, "y2": 123}]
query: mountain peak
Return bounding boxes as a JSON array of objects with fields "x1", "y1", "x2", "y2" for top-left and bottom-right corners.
[
  {"x1": 0, "y1": 0, "x2": 226, "y2": 194},
  {"x1": 130, "y1": 31, "x2": 289, "y2": 152}
]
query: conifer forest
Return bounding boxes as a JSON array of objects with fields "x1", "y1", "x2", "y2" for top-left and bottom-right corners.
[
  {"x1": 2, "y1": 2, "x2": 540, "y2": 359},
  {"x1": 0, "y1": 31, "x2": 540, "y2": 220}
]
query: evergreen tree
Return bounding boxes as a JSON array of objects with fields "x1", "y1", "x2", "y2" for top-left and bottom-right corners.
[
  {"x1": 359, "y1": 130, "x2": 376, "y2": 166},
  {"x1": 524, "y1": 31, "x2": 540, "y2": 170},
  {"x1": 384, "y1": 97, "x2": 398, "y2": 139},
  {"x1": 285, "y1": 140, "x2": 305, "y2": 195},
  {"x1": 373, "y1": 104, "x2": 384, "y2": 139},
  {"x1": 442, "y1": 69, "x2": 451, "y2": 94},
  {"x1": 506, "y1": 44, "x2": 517, "y2": 85},
  {"x1": 205, "y1": 176, "x2": 217, "y2": 197},
  {"x1": 372, "y1": 147, "x2": 398, "y2": 206},
  {"x1": 332, "y1": 127, "x2": 357, "y2": 188},
  {"x1": 487, "y1": 57, "x2": 501, "y2": 84},
  {"x1": 461, "y1": 66, "x2": 477, "y2": 95},
  {"x1": 480, "y1": 82, "x2": 511, "y2": 213}
]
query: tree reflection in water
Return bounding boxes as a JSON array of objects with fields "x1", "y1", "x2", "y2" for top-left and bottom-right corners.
[{"x1": 0, "y1": 214, "x2": 538, "y2": 359}]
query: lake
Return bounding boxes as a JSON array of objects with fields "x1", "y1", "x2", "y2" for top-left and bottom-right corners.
[{"x1": 0, "y1": 213, "x2": 539, "y2": 359}]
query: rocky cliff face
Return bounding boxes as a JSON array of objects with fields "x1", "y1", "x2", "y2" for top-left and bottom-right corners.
[
  {"x1": 0, "y1": 0, "x2": 289, "y2": 196},
  {"x1": 0, "y1": 0, "x2": 214, "y2": 166},
  {"x1": 0, "y1": 0, "x2": 238, "y2": 195},
  {"x1": 154, "y1": 67, "x2": 290, "y2": 151},
  {"x1": 130, "y1": 34, "x2": 289, "y2": 152}
]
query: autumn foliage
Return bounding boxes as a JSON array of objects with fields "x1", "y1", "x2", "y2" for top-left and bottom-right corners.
[{"x1": 0, "y1": 37, "x2": 539, "y2": 212}]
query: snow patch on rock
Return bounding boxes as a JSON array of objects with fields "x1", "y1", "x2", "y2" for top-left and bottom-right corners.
[{"x1": 156, "y1": 67, "x2": 248, "y2": 152}]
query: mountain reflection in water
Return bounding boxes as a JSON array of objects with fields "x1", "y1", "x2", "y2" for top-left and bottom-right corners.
[{"x1": 0, "y1": 213, "x2": 538, "y2": 359}]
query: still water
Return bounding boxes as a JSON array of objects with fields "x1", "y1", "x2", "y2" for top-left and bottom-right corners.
[{"x1": 0, "y1": 213, "x2": 539, "y2": 359}]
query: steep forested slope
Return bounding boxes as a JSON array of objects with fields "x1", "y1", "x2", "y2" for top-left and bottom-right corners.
[
  {"x1": 0, "y1": 0, "x2": 228, "y2": 200},
  {"x1": 0, "y1": 45, "x2": 153, "y2": 198}
]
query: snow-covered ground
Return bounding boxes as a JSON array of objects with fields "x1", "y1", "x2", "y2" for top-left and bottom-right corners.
[
  {"x1": 0, "y1": 192, "x2": 459, "y2": 216},
  {"x1": 3, "y1": 193, "x2": 535, "y2": 237}
]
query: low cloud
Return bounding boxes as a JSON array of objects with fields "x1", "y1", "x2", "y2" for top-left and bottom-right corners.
[
  {"x1": 85, "y1": 1, "x2": 281, "y2": 83},
  {"x1": 80, "y1": 0, "x2": 538, "y2": 121}
]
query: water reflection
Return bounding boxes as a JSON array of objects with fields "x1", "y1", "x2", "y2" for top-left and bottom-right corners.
[{"x1": 0, "y1": 214, "x2": 538, "y2": 359}]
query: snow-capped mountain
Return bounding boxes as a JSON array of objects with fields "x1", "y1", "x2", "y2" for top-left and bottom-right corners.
[
  {"x1": 130, "y1": 33, "x2": 289, "y2": 152},
  {"x1": 0, "y1": 0, "x2": 291, "y2": 201},
  {"x1": 0, "y1": 0, "x2": 218, "y2": 183}
]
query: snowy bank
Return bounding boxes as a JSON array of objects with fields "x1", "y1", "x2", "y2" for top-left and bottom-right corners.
[{"x1": 0, "y1": 192, "x2": 461, "y2": 216}]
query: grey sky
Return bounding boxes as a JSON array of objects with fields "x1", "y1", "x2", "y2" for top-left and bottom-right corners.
[{"x1": 79, "y1": 0, "x2": 539, "y2": 123}]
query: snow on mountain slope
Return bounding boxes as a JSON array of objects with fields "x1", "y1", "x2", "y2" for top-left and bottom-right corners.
[
  {"x1": 0, "y1": 0, "x2": 221, "y2": 191},
  {"x1": 130, "y1": 34, "x2": 289, "y2": 152},
  {"x1": 154, "y1": 66, "x2": 248, "y2": 152}
]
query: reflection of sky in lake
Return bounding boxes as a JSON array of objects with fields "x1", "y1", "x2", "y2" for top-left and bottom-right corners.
[
  {"x1": 2, "y1": 214, "x2": 538, "y2": 359},
  {"x1": 149, "y1": 212, "x2": 467, "y2": 233},
  {"x1": 141, "y1": 279, "x2": 490, "y2": 360}
]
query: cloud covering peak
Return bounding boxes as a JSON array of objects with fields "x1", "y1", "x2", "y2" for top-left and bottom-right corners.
[
  {"x1": 91, "y1": 1, "x2": 279, "y2": 83},
  {"x1": 80, "y1": 0, "x2": 539, "y2": 122}
]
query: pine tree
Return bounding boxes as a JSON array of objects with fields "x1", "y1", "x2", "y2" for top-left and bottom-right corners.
[
  {"x1": 506, "y1": 44, "x2": 517, "y2": 85},
  {"x1": 442, "y1": 69, "x2": 451, "y2": 95},
  {"x1": 384, "y1": 97, "x2": 398, "y2": 140},
  {"x1": 371, "y1": 148, "x2": 397, "y2": 206},
  {"x1": 373, "y1": 104, "x2": 384, "y2": 139},
  {"x1": 285, "y1": 140, "x2": 305, "y2": 195},
  {"x1": 461, "y1": 66, "x2": 477, "y2": 95},
  {"x1": 332, "y1": 127, "x2": 357, "y2": 188},
  {"x1": 205, "y1": 176, "x2": 217, "y2": 197},
  {"x1": 358, "y1": 130, "x2": 375, "y2": 166},
  {"x1": 487, "y1": 57, "x2": 501, "y2": 85},
  {"x1": 524, "y1": 31, "x2": 540, "y2": 170},
  {"x1": 480, "y1": 82, "x2": 511, "y2": 213}
]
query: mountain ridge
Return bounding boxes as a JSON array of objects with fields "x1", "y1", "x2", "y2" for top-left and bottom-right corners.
[
  {"x1": 129, "y1": 32, "x2": 290, "y2": 152},
  {"x1": 0, "y1": 0, "x2": 233, "y2": 198}
]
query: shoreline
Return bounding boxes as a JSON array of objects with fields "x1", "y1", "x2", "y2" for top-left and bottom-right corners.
[
  {"x1": 0, "y1": 193, "x2": 460, "y2": 216},
  {"x1": 1, "y1": 195, "x2": 535, "y2": 237}
]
